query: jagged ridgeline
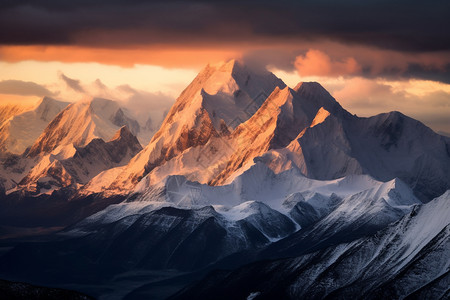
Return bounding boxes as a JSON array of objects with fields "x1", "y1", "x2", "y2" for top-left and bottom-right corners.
[{"x1": 0, "y1": 59, "x2": 449, "y2": 300}]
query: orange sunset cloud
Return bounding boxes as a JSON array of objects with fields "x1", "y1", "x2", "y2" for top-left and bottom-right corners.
[{"x1": 0, "y1": 45, "x2": 240, "y2": 68}]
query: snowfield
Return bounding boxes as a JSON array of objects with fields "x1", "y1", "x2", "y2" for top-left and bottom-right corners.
[{"x1": 0, "y1": 59, "x2": 449, "y2": 300}]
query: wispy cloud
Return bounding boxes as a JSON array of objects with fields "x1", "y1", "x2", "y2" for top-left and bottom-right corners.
[
  {"x1": 115, "y1": 84, "x2": 174, "y2": 127},
  {"x1": 53, "y1": 75, "x2": 175, "y2": 127},
  {"x1": 59, "y1": 72, "x2": 85, "y2": 93},
  {"x1": 0, "y1": 79, "x2": 55, "y2": 97}
]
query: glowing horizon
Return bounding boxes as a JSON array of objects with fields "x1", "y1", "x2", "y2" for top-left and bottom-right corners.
[{"x1": 0, "y1": 0, "x2": 449, "y2": 133}]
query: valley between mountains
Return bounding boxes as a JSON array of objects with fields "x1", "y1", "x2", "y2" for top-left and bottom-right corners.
[{"x1": 0, "y1": 60, "x2": 449, "y2": 300}]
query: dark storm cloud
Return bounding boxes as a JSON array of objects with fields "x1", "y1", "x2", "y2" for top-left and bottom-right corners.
[
  {"x1": 0, "y1": 80, "x2": 55, "y2": 97},
  {"x1": 352, "y1": 63, "x2": 450, "y2": 84},
  {"x1": 0, "y1": 0, "x2": 449, "y2": 52},
  {"x1": 402, "y1": 64, "x2": 450, "y2": 84},
  {"x1": 59, "y1": 73, "x2": 85, "y2": 93}
]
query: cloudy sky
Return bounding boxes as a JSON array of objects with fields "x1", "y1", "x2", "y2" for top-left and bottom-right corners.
[{"x1": 1, "y1": 0, "x2": 449, "y2": 133}]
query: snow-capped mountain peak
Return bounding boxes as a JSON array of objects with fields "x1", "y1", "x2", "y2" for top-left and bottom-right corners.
[
  {"x1": 0, "y1": 97, "x2": 69, "y2": 154},
  {"x1": 105, "y1": 60, "x2": 286, "y2": 191},
  {"x1": 90, "y1": 61, "x2": 450, "y2": 200},
  {"x1": 27, "y1": 98, "x2": 140, "y2": 157},
  {"x1": 34, "y1": 97, "x2": 69, "y2": 122},
  {"x1": 1, "y1": 59, "x2": 450, "y2": 300},
  {"x1": 16, "y1": 125, "x2": 143, "y2": 195},
  {"x1": 192, "y1": 59, "x2": 286, "y2": 131}
]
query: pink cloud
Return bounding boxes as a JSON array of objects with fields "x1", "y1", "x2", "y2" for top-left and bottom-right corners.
[
  {"x1": 294, "y1": 49, "x2": 361, "y2": 77},
  {"x1": 327, "y1": 77, "x2": 450, "y2": 133}
]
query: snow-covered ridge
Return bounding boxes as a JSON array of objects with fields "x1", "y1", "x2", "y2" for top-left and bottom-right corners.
[
  {"x1": 0, "y1": 96, "x2": 148, "y2": 195},
  {"x1": 283, "y1": 189, "x2": 450, "y2": 298},
  {"x1": 95, "y1": 78, "x2": 347, "y2": 194},
  {"x1": 0, "y1": 103, "x2": 31, "y2": 123},
  {"x1": 210, "y1": 83, "x2": 346, "y2": 185},
  {"x1": 64, "y1": 162, "x2": 421, "y2": 276},
  {"x1": 16, "y1": 125, "x2": 143, "y2": 195},
  {"x1": 172, "y1": 191, "x2": 449, "y2": 300},
  {"x1": 105, "y1": 59, "x2": 286, "y2": 192},
  {"x1": 75, "y1": 162, "x2": 419, "y2": 231},
  {"x1": 27, "y1": 98, "x2": 141, "y2": 157},
  {"x1": 70, "y1": 59, "x2": 450, "y2": 204},
  {"x1": 0, "y1": 97, "x2": 69, "y2": 154},
  {"x1": 1, "y1": 59, "x2": 449, "y2": 298}
]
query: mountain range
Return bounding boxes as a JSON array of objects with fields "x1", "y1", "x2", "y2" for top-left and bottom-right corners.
[{"x1": 0, "y1": 59, "x2": 449, "y2": 300}]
